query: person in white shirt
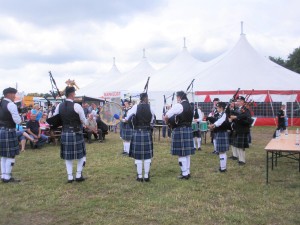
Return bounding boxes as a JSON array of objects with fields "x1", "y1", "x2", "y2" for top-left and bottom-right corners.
[
  {"x1": 192, "y1": 103, "x2": 203, "y2": 150},
  {"x1": 164, "y1": 91, "x2": 195, "y2": 180},
  {"x1": 53, "y1": 86, "x2": 87, "y2": 183},
  {"x1": 0, "y1": 87, "x2": 22, "y2": 183}
]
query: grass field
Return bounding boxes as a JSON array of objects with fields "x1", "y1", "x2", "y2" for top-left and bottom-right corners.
[{"x1": 0, "y1": 126, "x2": 300, "y2": 225}]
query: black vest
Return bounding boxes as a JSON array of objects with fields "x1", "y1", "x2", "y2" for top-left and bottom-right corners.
[
  {"x1": 0, "y1": 99, "x2": 16, "y2": 128},
  {"x1": 178, "y1": 100, "x2": 193, "y2": 126},
  {"x1": 136, "y1": 103, "x2": 152, "y2": 127},
  {"x1": 59, "y1": 101, "x2": 81, "y2": 128}
]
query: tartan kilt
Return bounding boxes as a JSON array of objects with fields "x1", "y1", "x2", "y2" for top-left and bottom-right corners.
[
  {"x1": 129, "y1": 129, "x2": 153, "y2": 160},
  {"x1": 232, "y1": 132, "x2": 249, "y2": 149},
  {"x1": 214, "y1": 131, "x2": 229, "y2": 153},
  {"x1": 0, "y1": 130, "x2": 19, "y2": 158},
  {"x1": 193, "y1": 130, "x2": 201, "y2": 138},
  {"x1": 121, "y1": 122, "x2": 133, "y2": 141},
  {"x1": 171, "y1": 127, "x2": 195, "y2": 156},
  {"x1": 60, "y1": 131, "x2": 86, "y2": 160},
  {"x1": 228, "y1": 130, "x2": 234, "y2": 145}
]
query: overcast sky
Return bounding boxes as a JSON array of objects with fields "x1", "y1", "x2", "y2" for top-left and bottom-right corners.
[{"x1": 0, "y1": 0, "x2": 299, "y2": 94}]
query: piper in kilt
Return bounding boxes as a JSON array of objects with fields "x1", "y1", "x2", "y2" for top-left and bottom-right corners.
[
  {"x1": 207, "y1": 98, "x2": 220, "y2": 154},
  {"x1": 53, "y1": 86, "x2": 87, "y2": 183},
  {"x1": 208, "y1": 102, "x2": 229, "y2": 172},
  {"x1": 230, "y1": 96, "x2": 252, "y2": 165},
  {"x1": 192, "y1": 103, "x2": 203, "y2": 151},
  {"x1": 125, "y1": 93, "x2": 154, "y2": 182},
  {"x1": 165, "y1": 91, "x2": 194, "y2": 180},
  {"x1": 121, "y1": 99, "x2": 133, "y2": 156},
  {"x1": 0, "y1": 87, "x2": 22, "y2": 183}
]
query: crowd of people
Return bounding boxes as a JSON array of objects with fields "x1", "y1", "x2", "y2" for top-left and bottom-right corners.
[{"x1": 0, "y1": 85, "x2": 288, "y2": 184}]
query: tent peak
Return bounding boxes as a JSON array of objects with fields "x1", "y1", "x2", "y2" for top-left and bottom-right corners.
[
  {"x1": 183, "y1": 37, "x2": 187, "y2": 49},
  {"x1": 143, "y1": 48, "x2": 146, "y2": 58},
  {"x1": 240, "y1": 21, "x2": 246, "y2": 36},
  {"x1": 113, "y1": 57, "x2": 116, "y2": 65}
]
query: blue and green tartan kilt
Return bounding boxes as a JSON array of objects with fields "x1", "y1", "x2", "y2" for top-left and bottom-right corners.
[
  {"x1": 192, "y1": 130, "x2": 201, "y2": 138},
  {"x1": 121, "y1": 122, "x2": 133, "y2": 141},
  {"x1": 0, "y1": 129, "x2": 19, "y2": 158},
  {"x1": 171, "y1": 127, "x2": 195, "y2": 156},
  {"x1": 214, "y1": 131, "x2": 229, "y2": 153},
  {"x1": 129, "y1": 129, "x2": 153, "y2": 160},
  {"x1": 232, "y1": 132, "x2": 249, "y2": 149},
  {"x1": 60, "y1": 131, "x2": 86, "y2": 160},
  {"x1": 228, "y1": 131, "x2": 234, "y2": 145}
]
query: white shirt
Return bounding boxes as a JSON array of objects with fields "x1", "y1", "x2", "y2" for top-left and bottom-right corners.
[
  {"x1": 53, "y1": 99, "x2": 87, "y2": 125},
  {"x1": 125, "y1": 104, "x2": 155, "y2": 123},
  {"x1": 214, "y1": 112, "x2": 226, "y2": 127},
  {"x1": 4, "y1": 98, "x2": 22, "y2": 124},
  {"x1": 193, "y1": 108, "x2": 203, "y2": 122},
  {"x1": 165, "y1": 102, "x2": 185, "y2": 118}
]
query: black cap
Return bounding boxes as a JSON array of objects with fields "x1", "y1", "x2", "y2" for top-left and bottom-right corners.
[
  {"x1": 216, "y1": 102, "x2": 226, "y2": 109},
  {"x1": 213, "y1": 98, "x2": 220, "y2": 102},
  {"x1": 65, "y1": 86, "x2": 76, "y2": 96},
  {"x1": 3, "y1": 87, "x2": 17, "y2": 95},
  {"x1": 124, "y1": 99, "x2": 129, "y2": 103},
  {"x1": 140, "y1": 93, "x2": 148, "y2": 101},
  {"x1": 237, "y1": 96, "x2": 245, "y2": 101}
]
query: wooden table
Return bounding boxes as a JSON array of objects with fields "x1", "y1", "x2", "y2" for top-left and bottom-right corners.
[{"x1": 265, "y1": 133, "x2": 300, "y2": 184}]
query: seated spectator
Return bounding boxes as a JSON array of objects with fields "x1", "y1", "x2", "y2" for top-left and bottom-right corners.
[
  {"x1": 26, "y1": 114, "x2": 49, "y2": 149},
  {"x1": 85, "y1": 114, "x2": 103, "y2": 143},
  {"x1": 96, "y1": 117, "x2": 108, "y2": 140},
  {"x1": 16, "y1": 124, "x2": 38, "y2": 152},
  {"x1": 39, "y1": 113, "x2": 49, "y2": 133},
  {"x1": 31, "y1": 104, "x2": 43, "y2": 121}
]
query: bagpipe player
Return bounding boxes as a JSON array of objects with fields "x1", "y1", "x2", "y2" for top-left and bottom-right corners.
[
  {"x1": 164, "y1": 91, "x2": 195, "y2": 180},
  {"x1": 208, "y1": 102, "x2": 230, "y2": 172},
  {"x1": 120, "y1": 99, "x2": 133, "y2": 156},
  {"x1": 125, "y1": 93, "x2": 155, "y2": 182}
]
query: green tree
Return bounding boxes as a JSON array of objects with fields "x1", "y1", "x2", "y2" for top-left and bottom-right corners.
[
  {"x1": 285, "y1": 47, "x2": 300, "y2": 74},
  {"x1": 269, "y1": 56, "x2": 286, "y2": 67}
]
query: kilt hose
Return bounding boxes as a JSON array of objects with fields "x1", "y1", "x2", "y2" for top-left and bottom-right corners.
[
  {"x1": 60, "y1": 131, "x2": 86, "y2": 160},
  {"x1": 214, "y1": 131, "x2": 229, "y2": 153},
  {"x1": 232, "y1": 132, "x2": 249, "y2": 149},
  {"x1": 129, "y1": 129, "x2": 153, "y2": 160},
  {"x1": 121, "y1": 122, "x2": 133, "y2": 141},
  {"x1": 0, "y1": 129, "x2": 19, "y2": 158},
  {"x1": 171, "y1": 126, "x2": 195, "y2": 156}
]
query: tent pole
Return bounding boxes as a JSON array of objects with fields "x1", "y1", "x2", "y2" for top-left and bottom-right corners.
[
  {"x1": 291, "y1": 101, "x2": 294, "y2": 126},
  {"x1": 268, "y1": 90, "x2": 277, "y2": 126}
]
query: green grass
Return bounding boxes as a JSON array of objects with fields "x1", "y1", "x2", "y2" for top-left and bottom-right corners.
[{"x1": 0, "y1": 127, "x2": 300, "y2": 225}]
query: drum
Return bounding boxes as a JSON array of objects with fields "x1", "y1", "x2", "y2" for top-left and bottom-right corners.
[
  {"x1": 200, "y1": 121, "x2": 208, "y2": 131},
  {"x1": 192, "y1": 122, "x2": 199, "y2": 132},
  {"x1": 99, "y1": 102, "x2": 123, "y2": 126}
]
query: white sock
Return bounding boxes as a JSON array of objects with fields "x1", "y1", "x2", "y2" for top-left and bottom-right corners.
[
  {"x1": 5, "y1": 158, "x2": 15, "y2": 180},
  {"x1": 76, "y1": 158, "x2": 85, "y2": 178},
  {"x1": 144, "y1": 159, "x2": 151, "y2": 178},
  {"x1": 135, "y1": 160, "x2": 143, "y2": 178},
  {"x1": 65, "y1": 160, "x2": 73, "y2": 180},
  {"x1": 213, "y1": 139, "x2": 216, "y2": 151},
  {"x1": 197, "y1": 138, "x2": 201, "y2": 148},
  {"x1": 219, "y1": 153, "x2": 227, "y2": 170},
  {"x1": 239, "y1": 149, "x2": 246, "y2": 163},
  {"x1": 123, "y1": 141, "x2": 126, "y2": 152},
  {"x1": 125, "y1": 142, "x2": 130, "y2": 154},
  {"x1": 1, "y1": 157, "x2": 7, "y2": 179},
  {"x1": 193, "y1": 138, "x2": 196, "y2": 148},
  {"x1": 186, "y1": 155, "x2": 191, "y2": 175},
  {"x1": 178, "y1": 157, "x2": 188, "y2": 176},
  {"x1": 232, "y1": 146, "x2": 238, "y2": 157}
]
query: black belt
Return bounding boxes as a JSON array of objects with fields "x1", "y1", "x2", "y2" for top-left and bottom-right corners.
[
  {"x1": 0, "y1": 127, "x2": 16, "y2": 131},
  {"x1": 62, "y1": 126, "x2": 81, "y2": 132},
  {"x1": 135, "y1": 126, "x2": 151, "y2": 131}
]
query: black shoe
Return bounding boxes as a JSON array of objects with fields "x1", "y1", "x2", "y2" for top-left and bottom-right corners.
[
  {"x1": 67, "y1": 179, "x2": 74, "y2": 183},
  {"x1": 198, "y1": 147, "x2": 201, "y2": 151},
  {"x1": 211, "y1": 151, "x2": 217, "y2": 154},
  {"x1": 238, "y1": 161, "x2": 246, "y2": 165},
  {"x1": 136, "y1": 177, "x2": 143, "y2": 182},
  {"x1": 122, "y1": 152, "x2": 129, "y2": 156},
  {"x1": 3, "y1": 177, "x2": 21, "y2": 183},
  {"x1": 229, "y1": 156, "x2": 238, "y2": 160},
  {"x1": 187, "y1": 174, "x2": 191, "y2": 178},
  {"x1": 98, "y1": 139, "x2": 103, "y2": 143},
  {"x1": 144, "y1": 177, "x2": 150, "y2": 182},
  {"x1": 75, "y1": 176, "x2": 86, "y2": 182},
  {"x1": 178, "y1": 175, "x2": 189, "y2": 180},
  {"x1": 219, "y1": 168, "x2": 227, "y2": 173}
]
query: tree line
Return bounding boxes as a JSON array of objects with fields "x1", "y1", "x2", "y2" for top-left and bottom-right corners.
[{"x1": 269, "y1": 47, "x2": 300, "y2": 74}]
